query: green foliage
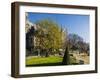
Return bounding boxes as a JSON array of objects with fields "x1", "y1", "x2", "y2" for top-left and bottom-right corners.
[
  {"x1": 35, "y1": 19, "x2": 64, "y2": 54},
  {"x1": 62, "y1": 47, "x2": 70, "y2": 65}
]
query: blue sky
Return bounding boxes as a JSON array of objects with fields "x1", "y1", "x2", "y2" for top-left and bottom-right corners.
[{"x1": 27, "y1": 12, "x2": 90, "y2": 43}]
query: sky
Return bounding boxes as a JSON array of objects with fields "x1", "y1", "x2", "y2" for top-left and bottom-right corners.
[{"x1": 27, "y1": 12, "x2": 90, "y2": 43}]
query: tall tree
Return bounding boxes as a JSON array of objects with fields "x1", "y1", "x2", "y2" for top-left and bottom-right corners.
[
  {"x1": 61, "y1": 28, "x2": 70, "y2": 65},
  {"x1": 68, "y1": 33, "x2": 89, "y2": 54},
  {"x1": 68, "y1": 34, "x2": 83, "y2": 51},
  {"x1": 35, "y1": 19, "x2": 64, "y2": 56},
  {"x1": 62, "y1": 46, "x2": 70, "y2": 65}
]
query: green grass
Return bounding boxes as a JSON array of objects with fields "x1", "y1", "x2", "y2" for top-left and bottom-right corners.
[
  {"x1": 26, "y1": 55, "x2": 78, "y2": 67},
  {"x1": 26, "y1": 56, "x2": 63, "y2": 66}
]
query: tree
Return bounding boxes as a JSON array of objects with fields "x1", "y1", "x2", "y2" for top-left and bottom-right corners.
[
  {"x1": 68, "y1": 33, "x2": 89, "y2": 54},
  {"x1": 35, "y1": 19, "x2": 64, "y2": 56},
  {"x1": 68, "y1": 34, "x2": 83, "y2": 51},
  {"x1": 77, "y1": 41, "x2": 89, "y2": 54},
  {"x1": 61, "y1": 28, "x2": 70, "y2": 65},
  {"x1": 62, "y1": 46, "x2": 70, "y2": 65}
]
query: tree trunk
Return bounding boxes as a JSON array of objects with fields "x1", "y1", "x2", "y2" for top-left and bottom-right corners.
[
  {"x1": 62, "y1": 46, "x2": 70, "y2": 65},
  {"x1": 45, "y1": 49, "x2": 49, "y2": 57}
]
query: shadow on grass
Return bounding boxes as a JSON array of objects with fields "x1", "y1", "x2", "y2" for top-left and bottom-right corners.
[
  {"x1": 26, "y1": 62, "x2": 79, "y2": 67},
  {"x1": 26, "y1": 62, "x2": 65, "y2": 67}
]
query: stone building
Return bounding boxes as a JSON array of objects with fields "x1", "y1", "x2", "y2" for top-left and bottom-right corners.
[{"x1": 25, "y1": 13, "x2": 38, "y2": 56}]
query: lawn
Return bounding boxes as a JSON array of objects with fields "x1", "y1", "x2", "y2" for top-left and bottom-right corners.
[
  {"x1": 26, "y1": 55, "x2": 78, "y2": 67},
  {"x1": 26, "y1": 56, "x2": 63, "y2": 66}
]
